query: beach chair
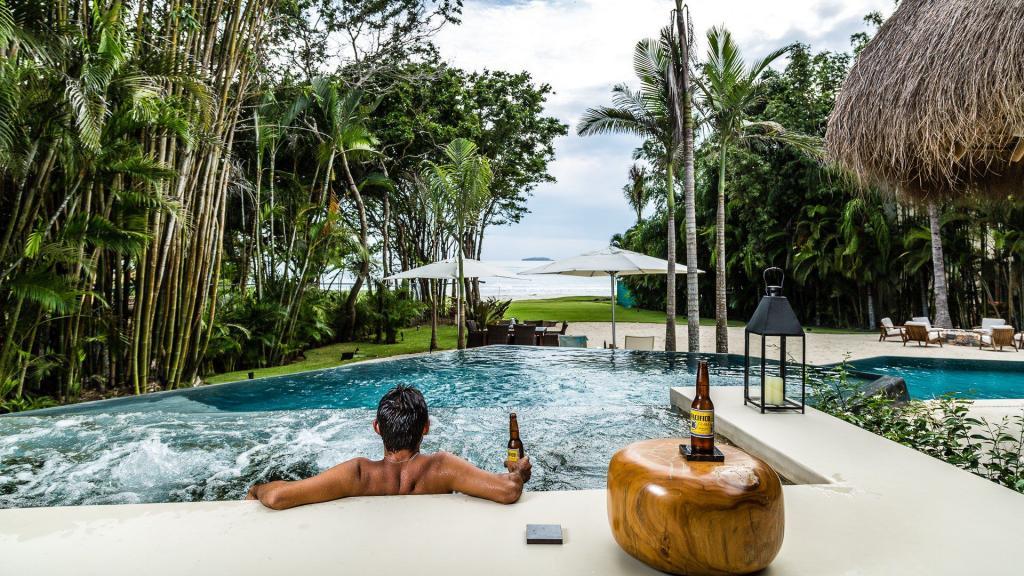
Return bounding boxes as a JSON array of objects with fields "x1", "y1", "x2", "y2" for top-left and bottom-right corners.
[
  {"x1": 624, "y1": 335, "x2": 655, "y2": 351},
  {"x1": 974, "y1": 318, "x2": 1006, "y2": 335},
  {"x1": 558, "y1": 335, "x2": 588, "y2": 348},
  {"x1": 486, "y1": 324, "x2": 510, "y2": 346},
  {"x1": 513, "y1": 324, "x2": 538, "y2": 345},
  {"x1": 878, "y1": 317, "x2": 905, "y2": 342},
  {"x1": 903, "y1": 323, "x2": 942, "y2": 347},
  {"x1": 979, "y1": 326, "x2": 1017, "y2": 352}
]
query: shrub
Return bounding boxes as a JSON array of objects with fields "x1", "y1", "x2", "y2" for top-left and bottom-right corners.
[
  {"x1": 352, "y1": 284, "x2": 426, "y2": 344},
  {"x1": 812, "y1": 360, "x2": 1024, "y2": 493},
  {"x1": 470, "y1": 297, "x2": 512, "y2": 326}
]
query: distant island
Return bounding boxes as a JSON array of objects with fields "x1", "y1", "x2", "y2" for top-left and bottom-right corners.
[{"x1": 522, "y1": 256, "x2": 553, "y2": 261}]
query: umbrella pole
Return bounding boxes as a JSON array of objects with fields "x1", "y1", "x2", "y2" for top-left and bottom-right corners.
[{"x1": 610, "y1": 273, "x2": 616, "y2": 349}]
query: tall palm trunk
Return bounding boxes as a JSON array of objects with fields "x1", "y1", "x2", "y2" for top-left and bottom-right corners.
[
  {"x1": 714, "y1": 144, "x2": 728, "y2": 352},
  {"x1": 457, "y1": 250, "x2": 466, "y2": 349},
  {"x1": 665, "y1": 161, "x2": 677, "y2": 351},
  {"x1": 928, "y1": 200, "x2": 953, "y2": 328},
  {"x1": 675, "y1": 1, "x2": 700, "y2": 353}
]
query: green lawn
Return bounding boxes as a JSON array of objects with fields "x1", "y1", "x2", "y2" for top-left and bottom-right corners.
[
  {"x1": 205, "y1": 325, "x2": 458, "y2": 384},
  {"x1": 508, "y1": 296, "x2": 742, "y2": 326},
  {"x1": 206, "y1": 296, "x2": 867, "y2": 384}
]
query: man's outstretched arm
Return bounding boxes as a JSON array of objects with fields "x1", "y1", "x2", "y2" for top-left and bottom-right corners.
[
  {"x1": 246, "y1": 458, "x2": 368, "y2": 510},
  {"x1": 444, "y1": 453, "x2": 532, "y2": 504}
]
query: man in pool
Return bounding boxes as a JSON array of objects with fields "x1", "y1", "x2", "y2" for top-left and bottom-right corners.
[{"x1": 246, "y1": 385, "x2": 532, "y2": 509}]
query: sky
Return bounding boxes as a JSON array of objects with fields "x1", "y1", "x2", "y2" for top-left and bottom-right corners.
[{"x1": 435, "y1": 0, "x2": 895, "y2": 261}]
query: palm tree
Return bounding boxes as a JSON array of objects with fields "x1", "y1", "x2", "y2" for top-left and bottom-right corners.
[
  {"x1": 926, "y1": 201, "x2": 953, "y2": 328},
  {"x1": 424, "y1": 138, "x2": 492, "y2": 350},
  {"x1": 696, "y1": 26, "x2": 821, "y2": 353},
  {"x1": 579, "y1": 28, "x2": 687, "y2": 351},
  {"x1": 671, "y1": 1, "x2": 701, "y2": 354},
  {"x1": 623, "y1": 164, "x2": 650, "y2": 224},
  {"x1": 310, "y1": 79, "x2": 379, "y2": 342}
]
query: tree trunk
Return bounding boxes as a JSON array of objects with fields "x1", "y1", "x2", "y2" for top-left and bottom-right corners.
[
  {"x1": 676, "y1": 3, "x2": 700, "y2": 353},
  {"x1": 341, "y1": 150, "x2": 370, "y2": 341},
  {"x1": 867, "y1": 289, "x2": 876, "y2": 330},
  {"x1": 714, "y1": 144, "x2": 728, "y2": 353},
  {"x1": 927, "y1": 200, "x2": 953, "y2": 328},
  {"x1": 665, "y1": 161, "x2": 677, "y2": 352}
]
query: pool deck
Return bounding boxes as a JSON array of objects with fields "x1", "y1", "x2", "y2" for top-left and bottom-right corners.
[
  {"x1": 3, "y1": 386, "x2": 1022, "y2": 574},
  {"x1": 570, "y1": 322, "x2": 1024, "y2": 365}
]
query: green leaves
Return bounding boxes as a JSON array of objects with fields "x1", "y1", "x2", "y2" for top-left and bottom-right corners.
[{"x1": 812, "y1": 364, "x2": 1024, "y2": 494}]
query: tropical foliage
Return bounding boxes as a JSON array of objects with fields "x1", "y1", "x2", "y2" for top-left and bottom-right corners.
[
  {"x1": 0, "y1": 1, "x2": 565, "y2": 410},
  {"x1": 615, "y1": 25, "x2": 1024, "y2": 333},
  {"x1": 813, "y1": 362, "x2": 1024, "y2": 494}
]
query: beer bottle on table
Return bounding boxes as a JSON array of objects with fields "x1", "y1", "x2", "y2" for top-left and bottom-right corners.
[
  {"x1": 689, "y1": 361, "x2": 715, "y2": 454},
  {"x1": 507, "y1": 413, "x2": 525, "y2": 462}
]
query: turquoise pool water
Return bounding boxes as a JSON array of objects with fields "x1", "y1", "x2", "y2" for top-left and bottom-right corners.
[
  {"x1": 845, "y1": 356, "x2": 1024, "y2": 400},
  {"x1": 0, "y1": 347, "x2": 837, "y2": 508}
]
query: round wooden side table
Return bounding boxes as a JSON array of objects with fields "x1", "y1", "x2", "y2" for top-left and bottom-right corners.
[{"x1": 607, "y1": 439, "x2": 784, "y2": 576}]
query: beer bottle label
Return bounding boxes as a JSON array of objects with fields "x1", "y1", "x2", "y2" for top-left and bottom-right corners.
[
  {"x1": 690, "y1": 409, "x2": 714, "y2": 438},
  {"x1": 507, "y1": 449, "x2": 519, "y2": 462}
]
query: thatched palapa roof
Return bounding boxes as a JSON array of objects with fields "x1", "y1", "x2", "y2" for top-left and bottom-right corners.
[{"x1": 826, "y1": 0, "x2": 1024, "y2": 200}]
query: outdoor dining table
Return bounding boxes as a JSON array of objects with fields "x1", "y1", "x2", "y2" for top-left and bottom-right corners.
[{"x1": 505, "y1": 325, "x2": 550, "y2": 345}]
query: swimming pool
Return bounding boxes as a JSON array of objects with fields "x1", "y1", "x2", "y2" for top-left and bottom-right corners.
[
  {"x1": 0, "y1": 347, "x2": 838, "y2": 508},
  {"x1": 845, "y1": 356, "x2": 1024, "y2": 400}
]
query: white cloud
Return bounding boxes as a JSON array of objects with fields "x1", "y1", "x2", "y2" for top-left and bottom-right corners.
[{"x1": 435, "y1": 0, "x2": 894, "y2": 260}]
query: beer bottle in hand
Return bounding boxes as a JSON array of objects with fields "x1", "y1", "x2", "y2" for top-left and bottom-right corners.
[
  {"x1": 689, "y1": 361, "x2": 715, "y2": 454},
  {"x1": 507, "y1": 413, "x2": 525, "y2": 462}
]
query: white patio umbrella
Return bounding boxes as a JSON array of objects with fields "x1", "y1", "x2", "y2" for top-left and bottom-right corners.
[
  {"x1": 385, "y1": 258, "x2": 519, "y2": 349},
  {"x1": 384, "y1": 258, "x2": 518, "y2": 282},
  {"x1": 520, "y1": 246, "x2": 700, "y2": 349}
]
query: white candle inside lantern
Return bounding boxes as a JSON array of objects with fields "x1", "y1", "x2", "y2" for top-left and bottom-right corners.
[{"x1": 765, "y1": 376, "x2": 785, "y2": 406}]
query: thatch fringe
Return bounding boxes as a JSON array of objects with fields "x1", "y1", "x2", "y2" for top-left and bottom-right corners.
[{"x1": 826, "y1": 0, "x2": 1024, "y2": 201}]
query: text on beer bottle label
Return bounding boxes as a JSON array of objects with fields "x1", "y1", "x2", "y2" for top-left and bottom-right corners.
[
  {"x1": 690, "y1": 409, "x2": 714, "y2": 438},
  {"x1": 507, "y1": 449, "x2": 519, "y2": 462}
]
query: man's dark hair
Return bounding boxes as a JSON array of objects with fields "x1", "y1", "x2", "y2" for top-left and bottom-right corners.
[{"x1": 376, "y1": 385, "x2": 429, "y2": 452}]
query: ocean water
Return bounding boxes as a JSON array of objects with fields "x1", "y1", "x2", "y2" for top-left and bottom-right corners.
[{"x1": 475, "y1": 260, "x2": 609, "y2": 300}]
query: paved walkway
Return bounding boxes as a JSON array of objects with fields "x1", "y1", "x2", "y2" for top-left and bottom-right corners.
[{"x1": 567, "y1": 322, "x2": 1024, "y2": 365}]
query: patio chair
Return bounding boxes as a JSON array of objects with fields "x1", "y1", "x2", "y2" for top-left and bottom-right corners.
[
  {"x1": 466, "y1": 330, "x2": 486, "y2": 348},
  {"x1": 521, "y1": 320, "x2": 540, "y2": 326},
  {"x1": 973, "y1": 318, "x2": 1006, "y2": 335},
  {"x1": 513, "y1": 324, "x2": 538, "y2": 345},
  {"x1": 979, "y1": 326, "x2": 1017, "y2": 352},
  {"x1": 540, "y1": 332, "x2": 559, "y2": 346},
  {"x1": 541, "y1": 320, "x2": 557, "y2": 327},
  {"x1": 903, "y1": 323, "x2": 942, "y2": 347},
  {"x1": 486, "y1": 324, "x2": 510, "y2": 346},
  {"x1": 624, "y1": 335, "x2": 655, "y2": 351},
  {"x1": 558, "y1": 335, "x2": 588, "y2": 348},
  {"x1": 559, "y1": 321, "x2": 569, "y2": 335},
  {"x1": 878, "y1": 317, "x2": 905, "y2": 342}
]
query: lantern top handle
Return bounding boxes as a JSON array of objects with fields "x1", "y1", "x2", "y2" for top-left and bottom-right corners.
[{"x1": 764, "y1": 267, "x2": 784, "y2": 297}]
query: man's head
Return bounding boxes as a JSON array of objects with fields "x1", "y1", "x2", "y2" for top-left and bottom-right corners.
[{"x1": 373, "y1": 385, "x2": 429, "y2": 452}]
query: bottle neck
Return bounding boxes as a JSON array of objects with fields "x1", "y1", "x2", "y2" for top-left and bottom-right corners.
[{"x1": 695, "y1": 362, "x2": 710, "y2": 397}]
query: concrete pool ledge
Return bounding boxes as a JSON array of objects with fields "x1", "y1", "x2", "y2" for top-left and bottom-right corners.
[
  {"x1": 672, "y1": 386, "x2": 1022, "y2": 574},
  {"x1": 3, "y1": 387, "x2": 1021, "y2": 575}
]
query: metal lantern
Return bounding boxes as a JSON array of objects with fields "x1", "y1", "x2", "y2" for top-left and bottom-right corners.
[{"x1": 744, "y1": 267, "x2": 806, "y2": 413}]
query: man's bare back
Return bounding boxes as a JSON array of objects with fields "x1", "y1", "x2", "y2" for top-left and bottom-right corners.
[{"x1": 246, "y1": 385, "x2": 532, "y2": 510}]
